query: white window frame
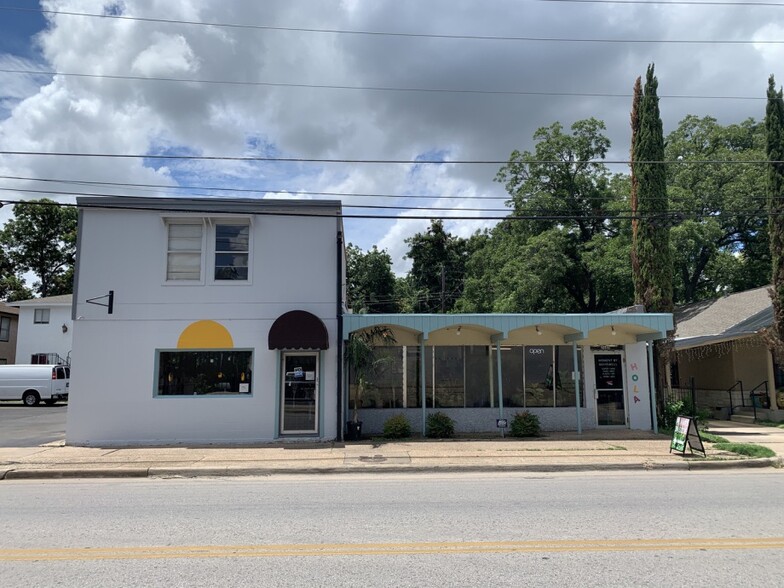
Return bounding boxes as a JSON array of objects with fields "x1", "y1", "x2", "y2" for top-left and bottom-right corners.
[
  {"x1": 0, "y1": 316, "x2": 10, "y2": 341},
  {"x1": 165, "y1": 219, "x2": 206, "y2": 284},
  {"x1": 163, "y1": 216, "x2": 252, "y2": 286},
  {"x1": 209, "y1": 218, "x2": 252, "y2": 285},
  {"x1": 33, "y1": 309, "x2": 50, "y2": 324}
]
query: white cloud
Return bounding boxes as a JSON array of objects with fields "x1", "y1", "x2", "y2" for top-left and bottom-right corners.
[{"x1": 0, "y1": 0, "x2": 778, "y2": 265}]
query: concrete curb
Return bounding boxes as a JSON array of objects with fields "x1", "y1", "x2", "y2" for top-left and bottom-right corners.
[
  {"x1": 2, "y1": 457, "x2": 779, "y2": 480},
  {"x1": 3, "y1": 467, "x2": 149, "y2": 480}
]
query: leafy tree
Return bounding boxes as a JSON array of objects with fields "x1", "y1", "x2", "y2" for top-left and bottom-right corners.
[
  {"x1": 666, "y1": 115, "x2": 768, "y2": 302},
  {"x1": 1, "y1": 199, "x2": 77, "y2": 298},
  {"x1": 460, "y1": 119, "x2": 633, "y2": 313},
  {"x1": 0, "y1": 246, "x2": 32, "y2": 302},
  {"x1": 346, "y1": 244, "x2": 399, "y2": 313},
  {"x1": 631, "y1": 64, "x2": 673, "y2": 314},
  {"x1": 404, "y1": 220, "x2": 468, "y2": 313},
  {"x1": 766, "y1": 75, "x2": 784, "y2": 344}
]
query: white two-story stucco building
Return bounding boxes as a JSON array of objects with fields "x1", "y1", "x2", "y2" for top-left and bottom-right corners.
[
  {"x1": 67, "y1": 197, "x2": 344, "y2": 445},
  {"x1": 67, "y1": 196, "x2": 673, "y2": 446}
]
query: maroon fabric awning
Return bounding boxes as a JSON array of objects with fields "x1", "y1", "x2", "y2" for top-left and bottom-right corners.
[{"x1": 268, "y1": 310, "x2": 329, "y2": 350}]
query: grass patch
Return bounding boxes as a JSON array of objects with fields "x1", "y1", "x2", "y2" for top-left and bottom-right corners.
[
  {"x1": 712, "y1": 443, "x2": 775, "y2": 458},
  {"x1": 757, "y1": 420, "x2": 784, "y2": 430},
  {"x1": 700, "y1": 431, "x2": 730, "y2": 444}
]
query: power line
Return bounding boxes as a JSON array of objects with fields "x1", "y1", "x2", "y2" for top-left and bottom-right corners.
[
  {"x1": 0, "y1": 68, "x2": 766, "y2": 102},
  {"x1": 0, "y1": 197, "x2": 776, "y2": 222},
  {"x1": 0, "y1": 175, "x2": 510, "y2": 201},
  {"x1": 0, "y1": 150, "x2": 778, "y2": 165},
  {"x1": 0, "y1": 186, "x2": 509, "y2": 213},
  {"x1": 0, "y1": 175, "x2": 772, "y2": 205},
  {"x1": 0, "y1": 5, "x2": 779, "y2": 44}
]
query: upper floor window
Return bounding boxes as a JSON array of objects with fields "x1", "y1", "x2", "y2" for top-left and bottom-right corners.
[
  {"x1": 165, "y1": 219, "x2": 250, "y2": 283},
  {"x1": 214, "y1": 223, "x2": 249, "y2": 280},
  {"x1": 0, "y1": 316, "x2": 10, "y2": 341},
  {"x1": 167, "y1": 222, "x2": 203, "y2": 281},
  {"x1": 34, "y1": 309, "x2": 50, "y2": 324}
]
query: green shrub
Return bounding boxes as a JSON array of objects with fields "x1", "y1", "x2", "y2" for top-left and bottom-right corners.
[
  {"x1": 510, "y1": 411, "x2": 541, "y2": 437},
  {"x1": 426, "y1": 412, "x2": 455, "y2": 438},
  {"x1": 660, "y1": 399, "x2": 711, "y2": 431},
  {"x1": 382, "y1": 414, "x2": 412, "y2": 439}
]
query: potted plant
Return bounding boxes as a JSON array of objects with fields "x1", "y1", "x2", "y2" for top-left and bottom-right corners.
[{"x1": 344, "y1": 326, "x2": 396, "y2": 440}]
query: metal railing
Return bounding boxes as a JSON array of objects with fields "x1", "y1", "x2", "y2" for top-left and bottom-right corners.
[
  {"x1": 727, "y1": 381, "x2": 743, "y2": 417},
  {"x1": 749, "y1": 381, "x2": 770, "y2": 422}
]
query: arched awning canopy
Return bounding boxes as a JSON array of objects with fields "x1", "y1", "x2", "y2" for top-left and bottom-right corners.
[
  {"x1": 343, "y1": 313, "x2": 673, "y2": 346},
  {"x1": 269, "y1": 310, "x2": 329, "y2": 350}
]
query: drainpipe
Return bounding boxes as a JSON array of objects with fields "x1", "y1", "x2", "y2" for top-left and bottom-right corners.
[{"x1": 336, "y1": 228, "x2": 344, "y2": 442}]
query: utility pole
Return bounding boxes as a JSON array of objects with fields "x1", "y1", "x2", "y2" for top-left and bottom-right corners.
[{"x1": 440, "y1": 265, "x2": 446, "y2": 313}]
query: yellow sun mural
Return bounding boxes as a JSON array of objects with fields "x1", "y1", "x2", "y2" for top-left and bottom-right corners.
[{"x1": 177, "y1": 320, "x2": 234, "y2": 349}]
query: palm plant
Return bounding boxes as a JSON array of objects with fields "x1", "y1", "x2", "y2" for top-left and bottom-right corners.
[{"x1": 345, "y1": 326, "x2": 396, "y2": 422}]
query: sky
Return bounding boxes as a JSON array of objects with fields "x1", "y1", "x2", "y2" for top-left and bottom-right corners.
[{"x1": 0, "y1": 0, "x2": 780, "y2": 274}]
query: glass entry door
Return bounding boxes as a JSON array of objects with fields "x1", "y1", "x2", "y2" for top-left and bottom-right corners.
[
  {"x1": 594, "y1": 353, "x2": 627, "y2": 426},
  {"x1": 281, "y1": 353, "x2": 319, "y2": 434}
]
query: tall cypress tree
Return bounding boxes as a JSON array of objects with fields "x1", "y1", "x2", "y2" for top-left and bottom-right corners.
[
  {"x1": 632, "y1": 64, "x2": 673, "y2": 314},
  {"x1": 630, "y1": 75, "x2": 642, "y2": 300},
  {"x1": 766, "y1": 75, "x2": 784, "y2": 345}
]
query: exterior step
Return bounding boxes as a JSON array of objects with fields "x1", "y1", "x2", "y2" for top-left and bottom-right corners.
[{"x1": 730, "y1": 414, "x2": 756, "y2": 424}]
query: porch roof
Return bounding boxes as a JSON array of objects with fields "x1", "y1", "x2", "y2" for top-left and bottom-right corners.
[{"x1": 343, "y1": 313, "x2": 673, "y2": 347}]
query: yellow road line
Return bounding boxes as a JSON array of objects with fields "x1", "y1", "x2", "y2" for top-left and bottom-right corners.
[{"x1": 2, "y1": 538, "x2": 783, "y2": 562}]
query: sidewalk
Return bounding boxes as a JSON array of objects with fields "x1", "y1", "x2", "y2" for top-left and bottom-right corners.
[{"x1": 1, "y1": 425, "x2": 781, "y2": 480}]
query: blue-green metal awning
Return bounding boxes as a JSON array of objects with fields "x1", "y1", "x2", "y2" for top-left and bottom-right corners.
[{"x1": 343, "y1": 313, "x2": 673, "y2": 346}]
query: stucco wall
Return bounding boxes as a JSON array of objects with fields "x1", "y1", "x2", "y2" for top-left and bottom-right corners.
[
  {"x1": 15, "y1": 305, "x2": 73, "y2": 364},
  {"x1": 67, "y1": 205, "x2": 340, "y2": 445}
]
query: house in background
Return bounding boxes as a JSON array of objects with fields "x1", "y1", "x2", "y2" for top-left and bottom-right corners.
[
  {"x1": 12, "y1": 294, "x2": 73, "y2": 365},
  {"x1": 673, "y1": 286, "x2": 783, "y2": 420},
  {"x1": 0, "y1": 303, "x2": 19, "y2": 364},
  {"x1": 67, "y1": 197, "x2": 344, "y2": 446}
]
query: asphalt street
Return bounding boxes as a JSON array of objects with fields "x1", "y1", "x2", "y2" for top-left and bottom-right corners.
[
  {"x1": 1, "y1": 470, "x2": 782, "y2": 587},
  {"x1": 0, "y1": 404, "x2": 67, "y2": 447}
]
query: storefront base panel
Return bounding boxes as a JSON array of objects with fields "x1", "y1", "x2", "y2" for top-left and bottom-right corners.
[{"x1": 357, "y1": 407, "x2": 598, "y2": 436}]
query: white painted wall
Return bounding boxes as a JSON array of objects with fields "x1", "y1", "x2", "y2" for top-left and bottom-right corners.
[
  {"x1": 67, "y1": 204, "x2": 341, "y2": 445},
  {"x1": 15, "y1": 304, "x2": 73, "y2": 364},
  {"x1": 583, "y1": 344, "x2": 653, "y2": 431}
]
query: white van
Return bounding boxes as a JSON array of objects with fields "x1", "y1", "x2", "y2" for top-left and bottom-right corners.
[{"x1": 0, "y1": 364, "x2": 70, "y2": 406}]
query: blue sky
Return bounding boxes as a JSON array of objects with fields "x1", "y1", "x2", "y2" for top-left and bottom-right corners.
[{"x1": 0, "y1": 1, "x2": 778, "y2": 273}]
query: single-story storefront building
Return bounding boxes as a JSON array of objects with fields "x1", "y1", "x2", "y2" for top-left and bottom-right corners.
[{"x1": 343, "y1": 312, "x2": 674, "y2": 436}]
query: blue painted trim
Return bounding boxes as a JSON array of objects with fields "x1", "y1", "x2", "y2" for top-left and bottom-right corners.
[
  {"x1": 495, "y1": 341, "x2": 503, "y2": 420},
  {"x1": 274, "y1": 350, "x2": 281, "y2": 438},
  {"x1": 573, "y1": 341, "x2": 582, "y2": 434},
  {"x1": 420, "y1": 338, "x2": 426, "y2": 436},
  {"x1": 318, "y1": 351, "x2": 325, "y2": 438}
]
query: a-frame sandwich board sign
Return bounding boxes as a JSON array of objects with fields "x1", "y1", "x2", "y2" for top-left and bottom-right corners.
[{"x1": 670, "y1": 415, "x2": 706, "y2": 456}]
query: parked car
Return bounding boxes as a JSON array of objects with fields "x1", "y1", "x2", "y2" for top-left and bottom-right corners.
[{"x1": 0, "y1": 364, "x2": 70, "y2": 406}]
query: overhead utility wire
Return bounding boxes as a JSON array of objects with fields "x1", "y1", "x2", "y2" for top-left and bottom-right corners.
[
  {"x1": 0, "y1": 151, "x2": 777, "y2": 165},
  {"x1": 0, "y1": 68, "x2": 765, "y2": 101},
  {"x1": 1, "y1": 175, "x2": 769, "y2": 205},
  {"x1": 0, "y1": 175, "x2": 510, "y2": 201},
  {"x1": 0, "y1": 5, "x2": 779, "y2": 44},
  {"x1": 0, "y1": 197, "x2": 772, "y2": 222},
  {"x1": 0, "y1": 186, "x2": 509, "y2": 213}
]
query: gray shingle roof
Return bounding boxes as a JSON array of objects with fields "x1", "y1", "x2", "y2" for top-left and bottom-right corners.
[
  {"x1": 674, "y1": 287, "x2": 772, "y2": 349},
  {"x1": 12, "y1": 294, "x2": 73, "y2": 306}
]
